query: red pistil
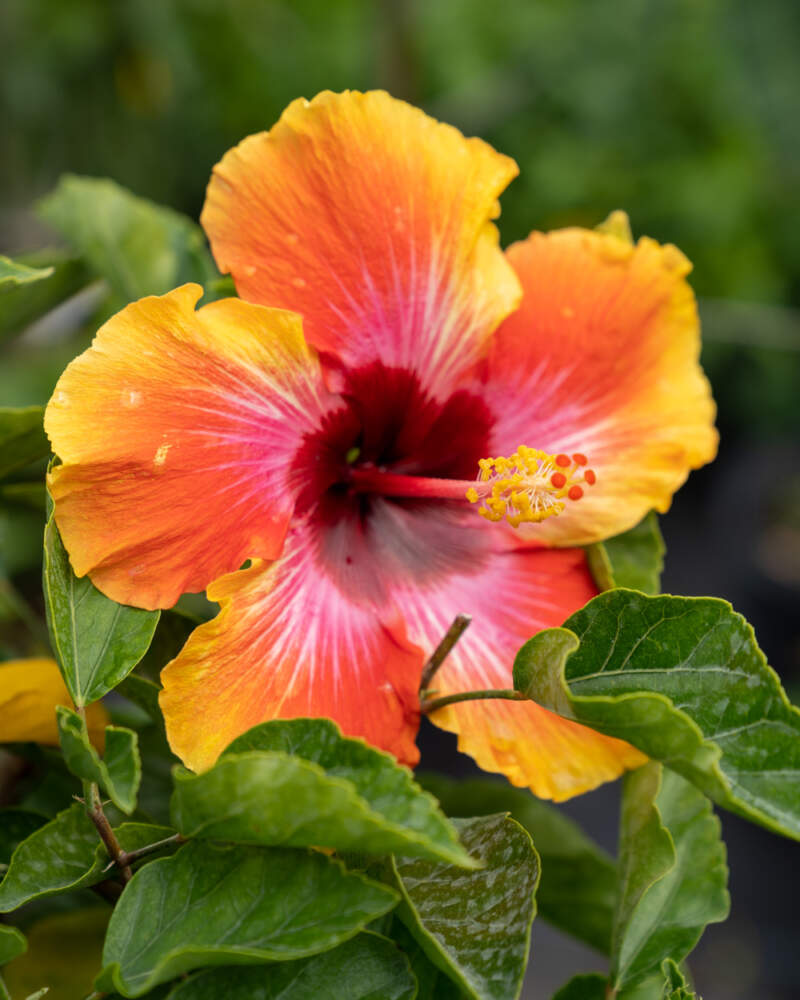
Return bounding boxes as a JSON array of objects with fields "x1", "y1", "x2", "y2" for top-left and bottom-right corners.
[{"x1": 349, "y1": 466, "x2": 485, "y2": 500}]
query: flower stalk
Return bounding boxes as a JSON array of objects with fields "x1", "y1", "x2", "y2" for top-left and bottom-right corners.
[
  {"x1": 419, "y1": 613, "x2": 472, "y2": 695},
  {"x1": 421, "y1": 688, "x2": 524, "y2": 714}
]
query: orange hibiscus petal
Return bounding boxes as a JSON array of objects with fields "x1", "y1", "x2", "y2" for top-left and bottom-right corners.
[
  {"x1": 159, "y1": 520, "x2": 424, "y2": 773},
  {"x1": 45, "y1": 285, "x2": 334, "y2": 609},
  {"x1": 399, "y1": 545, "x2": 645, "y2": 800},
  {"x1": 202, "y1": 90, "x2": 521, "y2": 396},
  {"x1": 478, "y1": 220, "x2": 717, "y2": 546},
  {"x1": 0, "y1": 658, "x2": 108, "y2": 748}
]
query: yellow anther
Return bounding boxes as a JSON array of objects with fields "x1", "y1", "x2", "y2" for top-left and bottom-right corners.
[{"x1": 465, "y1": 446, "x2": 597, "y2": 528}]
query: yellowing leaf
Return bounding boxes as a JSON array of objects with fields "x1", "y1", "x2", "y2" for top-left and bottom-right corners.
[{"x1": 0, "y1": 658, "x2": 107, "y2": 748}]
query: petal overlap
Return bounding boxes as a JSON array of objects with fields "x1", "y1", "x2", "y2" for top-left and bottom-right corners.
[
  {"x1": 201, "y1": 90, "x2": 521, "y2": 397},
  {"x1": 45, "y1": 285, "x2": 333, "y2": 609},
  {"x1": 159, "y1": 519, "x2": 424, "y2": 773},
  {"x1": 478, "y1": 224, "x2": 718, "y2": 546}
]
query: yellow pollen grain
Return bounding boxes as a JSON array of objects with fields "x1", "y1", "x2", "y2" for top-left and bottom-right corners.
[{"x1": 469, "y1": 445, "x2": 597, "y2": 528}]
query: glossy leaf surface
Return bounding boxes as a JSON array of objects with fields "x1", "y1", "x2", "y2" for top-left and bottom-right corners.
[
  {"x1": 97, "y1": 841, "x2": 400, "y2": 997},
  {"x1": 0, "y1": 810, "x2": 46, "y2": 865},
  {"x1": 57, "y1": 706, "x2": 140, "y2": 814},
  {"x1": 164, "y1": 934, "x2": 417, "y2": 1000},
  {"x1": 514, "y1": 590, "x2": 800, "y2": 839},
  {"x1": 179, "y1": 719, "x2": 474, "y2": 865},
  {"x1": 393, "y1": 814, "x2": 539, "y2": 1000},
  {"x1": 0, "y1": 803, "x2": 174, "y2": 911},
  {"x1": 43, "y1": 505, "x2": 159, "y2": 706},
  {"x1": 610, "y1": 764, "x2": 728, "y2": 991},
  {"x1": 419, "y1": 774, "x2": 616, "y2": 954},
  {"x1": 586, "y1": 511, "x2": 664, "y2": 595}
]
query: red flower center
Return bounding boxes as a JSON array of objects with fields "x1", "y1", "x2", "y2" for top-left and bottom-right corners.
[{"x1": 291, "y1": 363, "x2": 494, "y2": 519}]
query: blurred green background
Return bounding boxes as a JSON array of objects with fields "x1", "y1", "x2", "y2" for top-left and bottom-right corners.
[
  {"x1": 1, "y1": 0, "x2": 799, "y2": 434},
  {"x1": 1, "y1": 2, "x2": 799, "y2": 998}
]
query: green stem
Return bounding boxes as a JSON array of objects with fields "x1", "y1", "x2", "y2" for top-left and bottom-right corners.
[
  {"x1": 419, "y1": 613, "x2": 472, "y2": 694},
  {"x1": 421, "y1": 688, "x2": 524, "y2": 714},
  {"x1": 117, "y1": 833, "x2": 184, "y2": 868},
  {"x1": 87, "y1": 784, "x2": 132, "y2": 883}
]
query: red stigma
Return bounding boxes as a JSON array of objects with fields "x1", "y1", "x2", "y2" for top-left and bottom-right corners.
[
  {"x1": 555, "y1": 453, "x2": 571, "y2": 468},
  {"x1": 568, "y1": 485, "x2": 584, "y2": 501},
  {"x1": 572, "y1": 453, "x2": 587, "y2": 466},
  {"x1": 551, "y1": 472, "x2": 567, "y2": 488},
  {"x1": 584, "y1": 469, "x2": 596, "y2": 485}
]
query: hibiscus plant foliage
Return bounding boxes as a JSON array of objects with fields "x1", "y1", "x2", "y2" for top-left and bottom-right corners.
[{"x1": 0, "y1": 92, "x2": 798, "y2": 1000}]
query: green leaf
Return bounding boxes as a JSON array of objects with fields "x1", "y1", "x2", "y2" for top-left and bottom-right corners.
[
  {"x1": 550, "y1": 974, "x2": 607, "y2": 999},
  {"x1": 0, "y1": 926, "x2": 26, "y2": 965},
  {"x1": 178, "y1": 718, "x2": 475, "y2": 866},
  {"x1": 392, "y1": 814, "x2": 539, "y2": 1000},
  {"x1": 43, "y1": 503, "x2": 159, "y2": 706},
  {"x1": 586, "y1": 512, "x2": 665, "y2": 594},
  {"x1": 659, "y1": 959, "x2": 697, "y2": 999},
  {"x1": 0, "y1": 803, "x2": 173, "y2": 912},
  {"x1": 0, "y1": 407, "x2": 49, "y2": 479},
  {"x1": 513, "y1": 589, "x2": 800, "y2": 840},
  {"x1": 0, "y1": 256, "x2": 53, "y2": 288},
  {"x1": 56, "y1": 706, "x2": 140, "y2": 814},
  {"x1": 0, "y1": 804, "x2": 100, "y2": 912},
  {"x1": 418, "y1": 774, "x2": 616, "y2": 954},
  {"x1": 37, "y1": 175, "x2": 218, "y2": 303},
  {"x1": 96, "y1": 840, "x2": 400, "y2": 997},
  {"x1": 0, "y1": 810, "x2": 47, "y2": 866},
  {"x1": 0, "y1": 248, "x2": 91, "y2": 344},
  {"x1": 610, "y1": 764, "x2": 728, "y2": 992},
  {"x1": 163, "y1": 934, "x2": 417, "y2": 1000},
  {"x1": 388, "y1": 919, "x2": 464, "y2": 999}
]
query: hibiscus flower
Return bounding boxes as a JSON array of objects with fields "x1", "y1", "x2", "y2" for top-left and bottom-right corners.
[
  {"x1": 44, "y1": 91, "x2": 716, "y2": 800},
  {"x1": 0, "y1": 658, "x2": 107, "y2": 747}
]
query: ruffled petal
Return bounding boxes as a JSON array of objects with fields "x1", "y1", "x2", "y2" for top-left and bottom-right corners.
[
  {"x1": 396, "y1": 544, "x2": 646, "y2": 800},
  {"x1": 159, "y1": 519, "x2": 424, "y2": 773},
  {"x1": 45, "y1": 285, "x2": 333, "y2": 609},
  {"x1": 202, "y1": 90, "x2": 521, "y2": 397},
  {"x1": 0, "y1": 658, "x2": 107, "y2": 747},
  {"x1": 478, "y1": 222, "x2": 717, "y2": 546}
]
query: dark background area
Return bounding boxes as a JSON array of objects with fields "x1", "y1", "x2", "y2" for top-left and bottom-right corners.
[{"x1": 1, "y1": 1, "x2": 798, "y2": 997}]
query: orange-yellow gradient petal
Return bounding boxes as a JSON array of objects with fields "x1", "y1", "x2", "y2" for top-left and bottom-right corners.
[
  {"x1": 202, "y1": 89, "x2": 521, "y2": 396},
  {"x1": 45, "y1": 285, "x2": 334, "y2": 609},
  {"x1": 398, "y1": 546, "x2": 646, "y2": 800},
  {"x1": 479, "y1": 219, "x2": 717, "y2": 546},
  {"x1": 0, "y1": 658, "x2": 107, "y2": 747},
  {"x1": 159, "y1": 521, "x2": 424, "y2": 773}
]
